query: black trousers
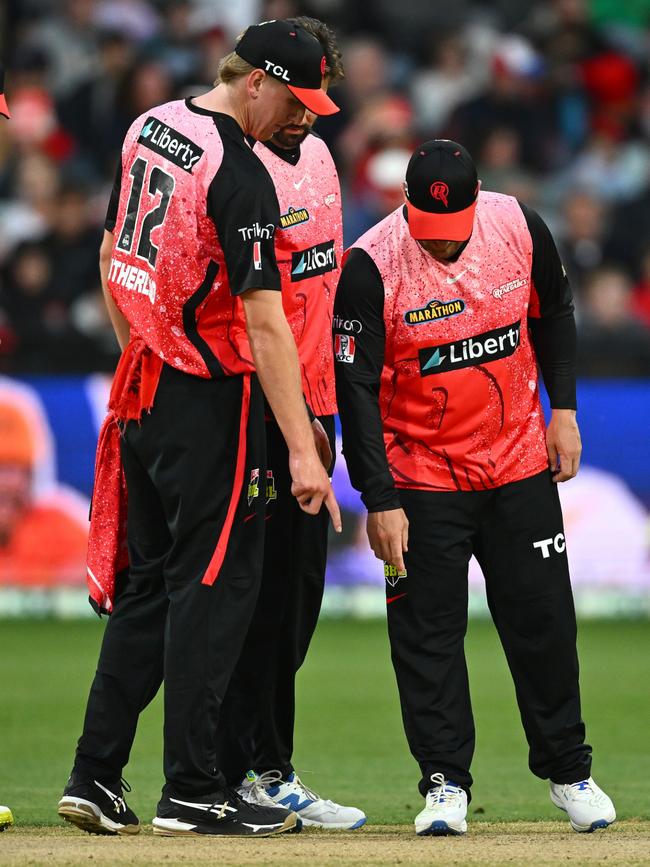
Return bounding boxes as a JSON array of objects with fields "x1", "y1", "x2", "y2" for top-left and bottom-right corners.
[
  {"x1": 215, "y1": 414, "x2": 335, "y2": 784},
  {"x1": 387, "y1": 469, "x2": 592, "y2": 799},
  {"x1": 72, "y1": 365, "x2": 266, "y2": 797}
]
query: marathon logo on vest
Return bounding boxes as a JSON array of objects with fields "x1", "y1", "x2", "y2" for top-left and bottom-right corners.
[
  {"x1": 279, "y1": 207, "x2": 310, "y2": 229},
  {"x1": 492, "y1": 277, "x2": 528, "y2": 300},
  {"x1": 419, "y1": 320, "x2": 521, "y2": 376},
  {"x1": 334, "y1": 333, "x2": 356, "y2": 363},
  {"x1": 404, "y1": 298, "x2": 465, "y2": 325},
  {"x1": 291, "y1": 240, "x2": 336, "y2": 281},
  {"x1": 384, "y1": 562, "x2": 407, "y2": 587},
  {"x1": 138, "y1": 117, "x2": 204, "y2": 174}
]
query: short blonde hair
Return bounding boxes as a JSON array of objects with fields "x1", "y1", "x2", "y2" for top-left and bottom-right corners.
[{"x1": 214, "y1": 50, "x2": 255, "y2": 85}]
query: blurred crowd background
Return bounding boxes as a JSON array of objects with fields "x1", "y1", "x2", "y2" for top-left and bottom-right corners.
[{"x1": 0, "y1": 0, "x2": 649, "y2": 376}]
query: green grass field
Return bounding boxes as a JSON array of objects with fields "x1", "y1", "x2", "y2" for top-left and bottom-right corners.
[{"x1": 1, "y1": 617, "x2": 649, "y2": 828}]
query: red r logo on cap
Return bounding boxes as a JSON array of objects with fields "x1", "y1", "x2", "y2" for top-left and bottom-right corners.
[
  {"x1": 320, "y1": 55, "x2": 327, "y2": 76},
  {"x1": 430, "y1": 181, "x2": 449, "y2": 207}
]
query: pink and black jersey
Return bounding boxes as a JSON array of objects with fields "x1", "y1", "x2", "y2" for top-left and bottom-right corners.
[
  {"x1": 334, "y1": 192, "x2": 577, "y2": 508},
  {"x1": 254, "y1": 133, "x2": 342, "y2": 416},
  {"x1": 105, "y1": 98, "x2": 281, "y2": 378}
]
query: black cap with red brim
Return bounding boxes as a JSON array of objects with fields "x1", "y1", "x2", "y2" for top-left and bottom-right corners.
[
  {"x1": 235, "y1": 20, "x2": 339, "y2": 117},
  {"x1": 0, "y1": 66, "x2": 9, "y2": 118},
  {"x1": 405, "y1": 140, "x2": 480, "y2": 241}
]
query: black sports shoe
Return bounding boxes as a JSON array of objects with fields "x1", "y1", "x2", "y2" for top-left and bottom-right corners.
[
  {"x1": 57, "y1": 776, "x2": 140, "y2": 835},
  {"x1": 152, "y1": 787, "x2": 300, "y2": 837}
]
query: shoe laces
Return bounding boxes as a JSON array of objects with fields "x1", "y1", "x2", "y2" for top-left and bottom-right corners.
[
  {"x1": 426, "y1": 772, "x2": 464, "y2": 807},
  {"x1": 258, "y1": 770, "x2": 325, "y2": 805},
  {"x1": 242, "y1": 773, "x2": 273, "y2": 805}
]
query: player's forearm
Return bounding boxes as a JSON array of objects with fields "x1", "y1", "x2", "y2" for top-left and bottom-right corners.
[
  {"x1": 99, "y1": 230, "x2": 130, "y2": 351},
  {"x1": 245, "y1": 309, "x2": 314, "y2": 454},
  {"x1": 529, "y1": 311, "x2": 577, "y2": 409}
]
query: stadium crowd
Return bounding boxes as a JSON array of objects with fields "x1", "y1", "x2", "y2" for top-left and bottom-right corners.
[{"x1": 0, "y1": 0, "x2": 649, "y2": 374}]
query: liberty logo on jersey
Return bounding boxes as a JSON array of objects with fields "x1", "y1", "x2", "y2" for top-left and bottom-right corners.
[
  {"x1": 405, "y1": 298, "x2": 465, "y2": 325},
  {"x1": 138, "y1": 117, "x2": 204, "y2": 173},
  {"x1": 291, "y1": 240, "x2": 336, "y2": 281},
  {"x1": 419, "y1": 320, "x2": 521, "y2": 376}
]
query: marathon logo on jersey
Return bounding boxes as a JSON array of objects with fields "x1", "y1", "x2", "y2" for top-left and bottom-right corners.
[
  {"x1": 492, "y1": 277, "x2": 528, "y2": 300},
  {"x1": 419, "y1": 320, "x2": 521, "y2": 376},
  {"x1": 334, "y1": 333, "x2": 355, "y2": 363},
  {"x1": 291, "y1": 240, "x2": 336, "y2": 282},
  {"x1": 109, "y1": 258, "x2": 156, "y2": 303},
  {"x1": 405, "y1": 298, "x2": 465, "y2": 325},
  {"x1": 279, "y1": 207, "x2": 310, "y2": 229},
  {"x1": 138, "y1": 117, "x2": 204, "y2": 174}
]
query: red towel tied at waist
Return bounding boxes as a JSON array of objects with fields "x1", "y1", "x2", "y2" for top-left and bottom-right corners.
[{"x1": 86, "y1": 338, "x2": 163, "y2": 613}]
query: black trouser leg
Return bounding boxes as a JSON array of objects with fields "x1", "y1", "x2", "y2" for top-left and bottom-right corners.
[
  {"x1": 72, "y1": 435, "x2": 170, "y2": 785},
  {"x1": 216, "y1": 415, "x2": 334, "y2": 784},
  {"x1": 474, "y1": 470, "x2": 592, "y2": 783},
  {"x1": 388, "y1": 489, "x2": 484, "y2": 797},
  {"x1": 72, "y1": 368, "x2": 266, "y2": 798}
]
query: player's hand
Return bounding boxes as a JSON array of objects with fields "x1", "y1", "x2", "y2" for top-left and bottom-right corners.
[
  {"x1": 311, "y1": 417, "x2": 333, "y2": 471},
  {"x1": 290, "y1": 448, "x2": 342, "y2": 532},
  {"x1": 546, "y1": 409, "x2": 581, "y2": 483},
  {"x1": 367, "y1": 508, "x2": 409, "y2": 573}
]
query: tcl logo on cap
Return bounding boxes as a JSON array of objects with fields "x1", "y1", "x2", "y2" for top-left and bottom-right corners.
[{"x1": 264, "y1": 60, "x2": 290, "y2": 81}]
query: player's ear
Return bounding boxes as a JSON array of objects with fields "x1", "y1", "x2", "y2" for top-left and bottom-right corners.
[
  {"x1": 402, "y1": 181, "x2": 408, "y2": 203},
  {"x1": 246, "y1": 69, "x2": 266, "y2": 100}
]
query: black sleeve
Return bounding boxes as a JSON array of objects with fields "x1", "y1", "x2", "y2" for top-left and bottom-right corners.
[
  {"x1": 207, "y1": 153, "x2": 281, "y2": 296},
  {"x1": 104, "y1": 159, "x2": 122, "y2": 232},
  {"x1": 334, "y1": 248, "x2": 401, "y2": 512},
  {"x1": 520, "y1": 201, "x2": 577, "y2": 410}
]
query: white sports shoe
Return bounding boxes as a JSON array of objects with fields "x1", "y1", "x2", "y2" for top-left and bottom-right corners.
[
  {"x1": 259, "y1": 771, "x2": 366, "y2": 829},
  {"x1": 550, "y1": 777, "x2": 616, "y2": 832},
  {"x1": 414, "y1": 773, "x2": 468, "y2": 836},
  {"x1": 0, "y1": 806, "x2": 13, "y2": 832},
  {"x1": 235, "y1": 771, "x2": 280, "y2": 807}
]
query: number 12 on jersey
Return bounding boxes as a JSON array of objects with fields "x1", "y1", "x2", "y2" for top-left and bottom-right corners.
[{"x1": 117, "y1": 156, "x2": 175, "y2": 269}]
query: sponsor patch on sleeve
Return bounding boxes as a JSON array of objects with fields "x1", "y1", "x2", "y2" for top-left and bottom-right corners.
[{"x1": 334, "y1": 333, "x2": 356, "y2": 363}]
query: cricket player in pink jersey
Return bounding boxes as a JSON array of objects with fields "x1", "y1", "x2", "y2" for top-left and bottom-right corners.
[
  {"x1": 57, "y1": 20, "x2": 342, "y2": 839},
  {"x1": 215, "y1": 18, "x2": 366, "y2": 830}
]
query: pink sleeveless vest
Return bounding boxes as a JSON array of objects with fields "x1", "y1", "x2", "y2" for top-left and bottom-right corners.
[
  {"x1": 352, "y1": 191, "x2": 549, "y2": 491},
  {"x1": 254, "y1": 134, "x2": 342, "y2": 416}
]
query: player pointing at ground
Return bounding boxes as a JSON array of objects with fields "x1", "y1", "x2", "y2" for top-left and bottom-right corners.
[
  {"x1": 334, "y1": 140, "x2": 615, "y2": 836},
  {"x1": 58, "y1": 19, "x2": 340, "y2": 839}
]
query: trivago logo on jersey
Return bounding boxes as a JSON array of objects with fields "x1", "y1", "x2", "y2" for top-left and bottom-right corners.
[
  {"x1": 291, "y1": 240, "x2": 336, "y2": 281},
  {"x1": 419, "y1": 320, "x2": 521, "y2": 376},
  {"x1": 138, "y1": 117, "x2": 204, "y2": 173},
  {"x1": 404, "y1": 298, "x2": 465, "y2": 325}
]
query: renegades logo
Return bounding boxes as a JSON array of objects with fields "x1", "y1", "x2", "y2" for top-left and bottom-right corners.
[
  {"x1": 405, "y1": 298, "x2": 465, "y2": 325},
  {"x1": 247, "y1": 468, "x2": 260, "y2": 506}
]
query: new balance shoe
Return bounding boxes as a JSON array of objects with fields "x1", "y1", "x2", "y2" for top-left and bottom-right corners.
[
  {"x1": 550, "y1": 777, "x2": 616, "y2": 832},
  {"x1": 414, "y1": 773, "x2": 468, "y2": 836},
  {"x1": 260, "y1": 771, "x2": 366, "y2": 830},
  {"x1": 0, "y1": 806, "x2": 13, "y2": 831},
  {"x1": 57, "y1": 776, "x2": 139, "y2": 835},
  {"x1": 152, "y1": 787, "x2": 298, "y2": 836}
]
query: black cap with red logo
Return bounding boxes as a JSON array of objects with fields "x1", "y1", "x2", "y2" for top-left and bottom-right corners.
[
  {"x1": 405, "y1": 140, "x2": 480, "y2": 241},
  {"x1": 0, "y1": 65, "x2": 9, "y2": 119},
  {"x1": 235, "y1": 20, "x2": 338, "y2": 117}
]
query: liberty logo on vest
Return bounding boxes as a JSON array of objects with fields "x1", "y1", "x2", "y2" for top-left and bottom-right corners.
[{"x1": 419, "y1": 321, "x2": 521, "y2": 376}]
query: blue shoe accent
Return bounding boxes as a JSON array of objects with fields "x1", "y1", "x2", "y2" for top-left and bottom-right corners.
[
  {"x1": 350, "y1": 817, "x2": 366, "y2": 830},
  {"x1": 276, "y1": 793, "x2": 316, "y2": 813},
  {"x1": 418, "y1": 820, "x2": 463, "y2": 837},
  {"x1": 589, "y1": 819, "x2": 612, "y2": 832}
]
